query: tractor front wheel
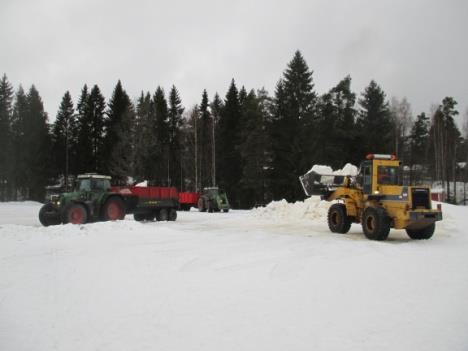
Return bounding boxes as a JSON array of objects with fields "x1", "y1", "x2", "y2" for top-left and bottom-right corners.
[
  {"x1": 64, "y1": 203, "x2": 88, "y2": 225},
  {"x1": 327, "y1": 203, "x2": 351, "y2": 234},
  {"x1": 362, "y1": 206, "x2": 390, "y2": 241},
  {"x1": 406, "y1": 223, "x2": 435, "y2": 240},
  {"x1": 39, "y1": 203, "x2": 61, "y2": 226},
  {"x1": 102, "y1": 197, "x2": 125, "y2": 221}
]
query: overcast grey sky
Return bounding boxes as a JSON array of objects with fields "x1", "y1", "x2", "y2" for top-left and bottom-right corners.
[{"x1": 1, "y1": 0, "x2": 467, "y2": 121}]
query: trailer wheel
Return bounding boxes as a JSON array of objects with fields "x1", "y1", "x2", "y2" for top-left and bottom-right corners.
[
  {"x1": 64, "y1": 203, "x2": 88, "y2": 225},
  {"x1": 168, "y1": 209, "x2": 177, "y2": 221},
  {"x1": 362, "y1": 206, "x2": 390, "y2": 241},
  {"x1": 406, "y1": 223, "x2": 435, "y2": 240},
  {"x1": 39, "y1": 203, "x2": 61, "y2": 227},
  {"x1": 198, "y1": 198, "x2": 206, "y2": 212},
  {"x1": 327, "y1": 203, "x2": 351, "y2": 234},
  {"x1": 102, "y1": 197, "x2": 125, "y2": 221},
  {"x1": 133, "y1": 213, "x2": 145, "y2": 221},
  {"x1": 157, "y1": 208, "x2": 168, "y2": 221}
]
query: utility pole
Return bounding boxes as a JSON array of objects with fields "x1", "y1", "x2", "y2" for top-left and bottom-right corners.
[{"x1": 211, "y1": 114, "x2": 216, "y2": 186}]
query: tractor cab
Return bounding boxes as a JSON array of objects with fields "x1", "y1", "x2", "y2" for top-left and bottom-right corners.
[{"x1": 75, "y1": 174, "x2": 111, "y2": 192}]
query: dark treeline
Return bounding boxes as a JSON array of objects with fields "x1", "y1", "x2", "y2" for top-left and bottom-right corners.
[{"x1": 0, "y1": 51, "x2": 466, "y2": 206}]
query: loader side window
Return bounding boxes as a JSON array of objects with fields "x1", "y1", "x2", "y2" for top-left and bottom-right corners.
[
  {"x1": 363, "y1": 166, "x2": 371, "y2": 194},
  {"x1": 378, "y1": 166, "x2": 400, "y2": 185}
]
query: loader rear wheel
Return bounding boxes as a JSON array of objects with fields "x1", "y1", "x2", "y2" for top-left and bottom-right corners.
[
  {"x1": 327, "y1": 203, "x2": 351, "y2": 234},
  {"x1": 406, "y1": 223, "x2": 435, "y2": 240},
  {"x1": 64, "y1": 203, "x2": 88, "y2": 225},
  {"x1": 362, "y1": 206, "x2": 390, "y2": 241},
  {"x1": 102, "y1": 197, "x2": 125, "y2": 221}
]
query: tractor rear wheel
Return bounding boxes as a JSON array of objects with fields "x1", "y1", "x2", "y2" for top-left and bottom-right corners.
[
  {"x1": 406, "y1": 223, "x2": 435, "y2": 240},
  {"x1": 168, "y1": 209, "x2": 177, "y2": 221},
  {"x1": 362, "y1": 206, "x2": 390, "y2": 241},
  {"x1": 327, "y1": 203, "x2": 351, "y2": 234},
  {"x1": 198, "y1": 198, "x2": 206, "y2": 212},
  {"x1": 102, "y1": 197, "x2": 125, "y2": 221},
  {"x1": 64, "y1": 203, "x2": 88, "y2": 225},
  {"x1": 157, "y1": 208, "x2": 168, "y2": 221}
]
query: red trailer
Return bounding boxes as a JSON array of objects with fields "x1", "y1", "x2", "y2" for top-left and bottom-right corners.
[
  {"x1": 178, "y1": 192, "x2": 201, "y2": 211},
  {"x1": 112, "y1": 185, "x2": 179, "y2": 221}
]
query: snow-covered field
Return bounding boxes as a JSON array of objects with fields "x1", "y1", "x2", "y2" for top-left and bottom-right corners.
[{"x1": 1, "y1": 198, "x2": 467, "y2": 351}]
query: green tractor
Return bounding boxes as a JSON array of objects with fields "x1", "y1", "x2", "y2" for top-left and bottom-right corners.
[
  {"x1": 39, "y1": 174, "x2": 127, "y2": 226},
  {"x1": 197, "y1": 187, "x2": 230, "y2": 213}
]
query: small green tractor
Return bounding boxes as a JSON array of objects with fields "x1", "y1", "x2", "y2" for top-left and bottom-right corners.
[{"x1": 197, "y1": 187, "x2": 230, "y2": 213}]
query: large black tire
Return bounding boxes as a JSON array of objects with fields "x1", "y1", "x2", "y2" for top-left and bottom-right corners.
[
  {"x1": 102, "y1": 197, "x2": 125, "y2": 221},
  {"x1": 327, "y1": 203, "x2": 352, "y2": 234},
  {"x1": 133, "y1": 213, "x2": 146, "y2": 221},
  {"x1": 406, "y1": 223, "x2": 435, "y2": 240},
  {"x1": 362, "y1": 206, "x2": 391, "y2": 241},
  {"x1": 168, "y1": 209, "x2": 177, "y2": 221},
  {"x1": 63, "y1": 203, "x2": 88, "y2": 225},
  {"x1": 222, "y1": 209, "x2": 229, "y2": 213},
  {"x1": 157, "y1": 208, "x2": 168, "y2": 221},
  {"x1": 198, "y1": 198, "x2": 206, "y2": 212},
  {"x1": 39, "y1": 203, "x2": 61, "y2": 227}
]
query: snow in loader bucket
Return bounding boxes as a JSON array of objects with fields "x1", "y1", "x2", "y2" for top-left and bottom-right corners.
[{"x1": 299, "y1": 171, "x2": 348, "y2": 197}]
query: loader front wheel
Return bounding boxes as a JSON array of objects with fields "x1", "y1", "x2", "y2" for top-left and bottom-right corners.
[
  {"x1": 406, "y1": 223, "x2": 435, "y2": 240},
  {"x1": 328, "y1": 204, "x2": 351, "y2": 234},
  {"x1": 362, "y1": 206, "x2": 390, "y2": 241}
]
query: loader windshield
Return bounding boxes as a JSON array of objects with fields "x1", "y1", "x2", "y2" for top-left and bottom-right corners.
[{"x1": 377, "y1": 166, "x2": 401, "y2": 185}]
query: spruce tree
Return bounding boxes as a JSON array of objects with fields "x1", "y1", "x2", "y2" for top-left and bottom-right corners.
[
  {"x1": 167, "y1": 86, "x2": 184, "y2": 188},
  {"x1": 409, "y1": 112, "x2": 430, "y2": 182},
  {"x1": 199, "y1": 90, "x2": 212, "y2": 188},
  {"x1": 24, "y1": 85, "x2": 51, "y2": 201},
  {"x1": 218, "y1": 79, "x2": 242, "y2": 206},
  {"x1": 75, "y1": 85, "x2": 92, "y2": 173},
  {"x1": 104, "y1": 80, "x2": 135, "y2": 182},
  {"x1": 153, "y1": 87, "x2": 169, "y2": 184},
  {"x1": 0, "y1": 74, "x2": 13, "y2": 200},
  {"x1": 210, "y1": 93, "x2": 223, "y2": 187},
  {"x1": 269, "y1": 51, "x2": 316, "y2": 201},
  {"x1": 134, "y1": 92, "x2": 154, "y2": 181},
  {"x1": 356, "y1": 80, "x2": 393, "y2": 156},
  {"x1": 11, "y1": 86, "x2": 29, "y2": 199},
  {"x1": 51, "y1": 91, "x2": 76, "y2": 187},
  {"x1": 239, "y1": 89, "x2": 270, "y2": 207},
  {"x1": 315, "y1": 76, "x2": 357, "y2": 167}
]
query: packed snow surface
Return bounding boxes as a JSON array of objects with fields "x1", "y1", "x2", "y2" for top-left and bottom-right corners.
[
  {"x1": 308, "y1": 163, "x2": 358, "y2": 176},
  {"x1": 1, "y1": 200, "x2": 468, "y2": 351}
]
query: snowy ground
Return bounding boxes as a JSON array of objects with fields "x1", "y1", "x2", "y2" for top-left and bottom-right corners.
[{"x1": 0, "y1": 199, "x2": 467, "y2": 351}]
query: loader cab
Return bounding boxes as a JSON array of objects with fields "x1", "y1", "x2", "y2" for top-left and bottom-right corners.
[{"x1": 357, "y1": 154, "x2": 402, "y2": 195}]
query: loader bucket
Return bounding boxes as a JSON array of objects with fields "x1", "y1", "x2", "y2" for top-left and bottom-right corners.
[{"x1": 299, "y1": 171, "x2": 346, "y2": 197}]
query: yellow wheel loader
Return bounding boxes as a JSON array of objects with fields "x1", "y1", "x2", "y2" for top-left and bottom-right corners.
[{"x1": 299, "y1": 154, "x2": 442, "y2": 241}]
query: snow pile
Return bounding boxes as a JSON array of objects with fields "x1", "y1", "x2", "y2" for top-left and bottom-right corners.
[
  {"x1": 306, "y1": 163, "x2": 358, "y2": 176},
  {"x1": 135, "y1": 180, "x2": 148, "y2": 187},
  {"x1": 252, "y1": 196, "x2": 330, "y2": 221},
  {"x1": 308, "y1": 165, "x2": 333, "y2": 175}
]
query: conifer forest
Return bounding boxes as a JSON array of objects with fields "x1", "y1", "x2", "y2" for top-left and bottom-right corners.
[{"x1": 0, "y1": 51, "x2": 466, "y2": 207}]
